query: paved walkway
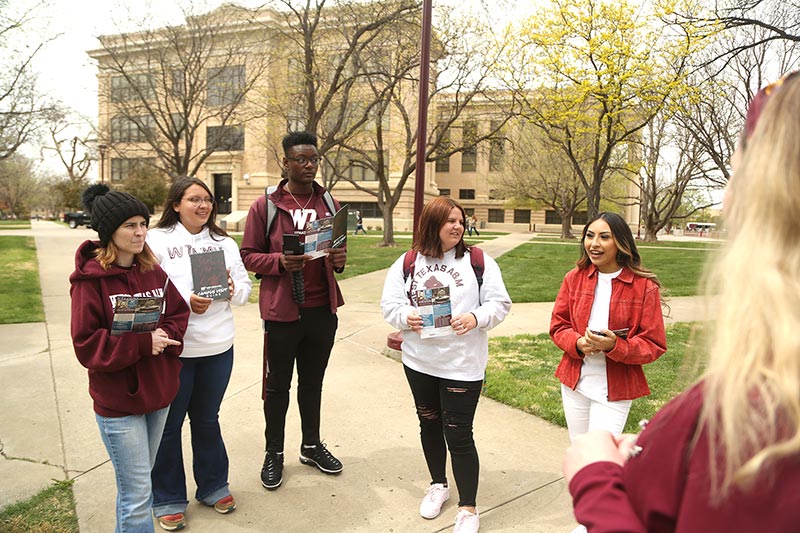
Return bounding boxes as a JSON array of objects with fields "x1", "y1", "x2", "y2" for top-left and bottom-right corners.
[{"x1": 0, "y1": 222, "x2": 706, "y2": 532}]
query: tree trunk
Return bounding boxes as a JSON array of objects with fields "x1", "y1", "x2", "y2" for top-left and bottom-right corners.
[
  {"x1": 560, "y1": 214, "x2": 574, "y2": 239},
  {"x1": 381, "y1": 209, "x2": 396, "y2": 247}
]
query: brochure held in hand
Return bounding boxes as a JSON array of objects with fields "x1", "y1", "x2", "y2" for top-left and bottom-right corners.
[
  {"x1": 415, "y1": 286, "x2": 453, "y2": 339},
  {"x1": 190, "y1": 249, "x2": 230, "y2": 300},
  {"x1": 303, "y1": 204, "x2": 348, "y2": 259}
]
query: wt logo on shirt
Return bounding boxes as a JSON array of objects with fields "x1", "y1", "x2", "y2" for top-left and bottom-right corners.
[{"x1": 291, "y1": 208, "x2": 317, "y2": 230}]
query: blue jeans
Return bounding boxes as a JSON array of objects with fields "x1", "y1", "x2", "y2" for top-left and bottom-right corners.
[
  {"x1": 151, "y1": 348, "x2": 233, "y2": 517},
  {"x1": 95, "y1": 407, "x2": 169, "y2": 533}
]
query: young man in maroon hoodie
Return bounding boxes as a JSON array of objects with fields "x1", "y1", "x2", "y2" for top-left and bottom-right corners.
[{"x1": 241, "y1": 131, "x2": 347, "y2": 491}]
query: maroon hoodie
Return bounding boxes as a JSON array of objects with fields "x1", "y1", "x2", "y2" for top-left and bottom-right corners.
[{"x1": 69, "y1": 240, "x2": 190, "y2": 417}]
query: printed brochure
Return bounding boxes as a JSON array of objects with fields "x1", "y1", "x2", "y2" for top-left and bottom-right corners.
[
  {"x1": 303, "y1": 205, "x2": 348, "y2": 259},
  {"x1": 190, "y1": 249, "x2": 229, "y2": 300},
  {"x1": 415, "y1": 286, "x2": 453, "y2": 339},
  {"x1": 110, "y1": 296, "x2": 163, "y2": 335}
]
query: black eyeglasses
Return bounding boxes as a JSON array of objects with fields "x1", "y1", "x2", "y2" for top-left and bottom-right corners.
[{"x1": 286, "y1": 156, "x2": 321, "y2": 166}]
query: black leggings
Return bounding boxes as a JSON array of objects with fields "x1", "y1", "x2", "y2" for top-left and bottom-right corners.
[
  {"x1": 404, "y1": 364, "x2": 483, "y2": 507},
  {"x1": 263, "y1": 306, "x2": 337, "y2": 452}
]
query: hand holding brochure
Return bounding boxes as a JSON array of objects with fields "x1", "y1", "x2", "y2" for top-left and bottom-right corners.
[
  {"x1": 303, "y1": 205, "x2": 348, "y2": 259},
  {"x1": 414, "y1": 286, "x2": 453, "y2": 339},
  {"x1": 190, "y1": 249, "x2": 230, "y2": 300}
]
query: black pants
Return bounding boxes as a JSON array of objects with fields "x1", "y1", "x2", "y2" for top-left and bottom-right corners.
[
  {"x1": 263, "y1": 307, "x2": 337, "y2": 452},
  {"x1": 404, "y1": 365, "x2": 483, "y2": 507}
]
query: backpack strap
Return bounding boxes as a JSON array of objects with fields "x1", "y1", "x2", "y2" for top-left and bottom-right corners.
[
  {"x1": 468, "y1": 246, "x2": 485, "y2": 290},
  {"x1": 402, "y1": 249, "x2": 417, "y2": 301}
]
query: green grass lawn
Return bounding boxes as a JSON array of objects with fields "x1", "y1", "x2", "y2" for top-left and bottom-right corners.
[
  {"x1": 485, "y1": 321, "x2": 707, "y2": 433},
  {"x1": 0, "y1": 480, "x2": 77, "y2": 533},
  {"x1": 0, "y1": 236, "x2": 44, "y2": 323},
  {"x1": 497, "y1": 241, "x2": 717, "y2": 302},
  {"x1": 0, "y1": 219, "x2": 31, "y2": 229}
]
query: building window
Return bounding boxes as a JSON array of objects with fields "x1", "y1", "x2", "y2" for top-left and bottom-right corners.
[
  {"x1": 439, "y1": 188, "x2": 450, "y2": 196},
  {"x1": 206, "y1": 125, "x2": 244, "y2": 152},
  {"x1": 171, "y1": 69, "x2": 185, "y2": 97},
  {"x1": 207, "y1": 65, "x2": 245, "y2": 106},
  {"x1": 488, "y1": 188, "x2": 502, "y2": 200},
  {"x1": 488, "y1": 209, "x2": 504, "y2": 223},
  {"x1": 111, "y1": 74, "x2": 154, "y2": 102},
  {"x1": 459, "y1": 189, "x2": 475, "y2": 200},
  {"x1": 545, "y1": 210, "x2": 589, "y2": 225},
  {"x1": 435, "y1": 123, "x2": 450, "y2": 172},
  {"x1": 514, "y1": 209, "x2": 531, "y2": 224},
  {"x1": 110, "y1": 157, "x2": 156, "y2": 182},
  {"x1": 461, "y1": 120, "x2": 477, "y2": 172},
  {"x1": 489, "y1": 138, "x2": 504, "y2": 171},
  {"x1": 347, "y1": 202, "x2": 380, "y2": 218},
  {"x1": 110, "y1": 115, "x2": 155, "y2": 143}
]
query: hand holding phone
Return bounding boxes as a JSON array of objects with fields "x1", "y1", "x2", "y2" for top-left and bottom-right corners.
[{"x1": 590, "y1": 328, "x2": 630, "y2": 339}]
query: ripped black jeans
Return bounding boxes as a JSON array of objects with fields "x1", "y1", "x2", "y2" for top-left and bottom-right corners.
[{"x1": 403, "y1": 364, "x2": 483, "y2": 507}]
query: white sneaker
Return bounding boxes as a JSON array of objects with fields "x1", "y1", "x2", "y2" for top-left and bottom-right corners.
[
  {"x1": 454, "y1": 509, "x2": 480, "y2": 532},
  {"x1": 570, "y1": 525, "x2": 588, "y2": 533},
  {"x1": 419, "y1": 483, "x2": 450, "y2": 519}
]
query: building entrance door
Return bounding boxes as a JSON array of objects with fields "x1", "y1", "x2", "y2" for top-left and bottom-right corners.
[{"x1": 213, "y1": 173, "x2": 232, "y2": 214}]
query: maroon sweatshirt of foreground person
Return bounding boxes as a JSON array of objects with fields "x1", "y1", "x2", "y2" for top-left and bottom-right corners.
[
  {"x1": 569, "y1": 382, "x2": 800, "y2": 532},
  {"x1": 69, "y1": 240, "x2": 190, "y2": 417}
]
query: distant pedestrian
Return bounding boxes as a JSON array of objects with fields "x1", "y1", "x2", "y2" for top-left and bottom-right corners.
[
  {"x1": 354, "y1": 211, "x2": 366, "y2": 235},
  {"x1": 381, "y1": 196, "x2": 511, "y2": 533},
  {"x1": 466, "y1": 214, "x2": 480, "y2": 237},
  {"x1": 69, "y1": 184, "x2": 189, "y2": 533}
]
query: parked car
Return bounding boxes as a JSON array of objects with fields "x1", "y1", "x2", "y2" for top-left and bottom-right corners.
[{"x1": 63, "y1": 211, "x2": 92, "y2": 229}]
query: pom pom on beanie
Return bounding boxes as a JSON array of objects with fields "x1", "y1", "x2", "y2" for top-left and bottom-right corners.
[{"x1": 81, "y1": 184, "x2": 150, "y2": 246}]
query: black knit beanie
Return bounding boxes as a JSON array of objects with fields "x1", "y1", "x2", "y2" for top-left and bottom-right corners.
[{"x1": 81, "y1": 184, "x2": 150, "y2": 246}]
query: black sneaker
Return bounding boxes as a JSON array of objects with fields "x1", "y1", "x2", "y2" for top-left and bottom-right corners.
[
  {"x1": 299, "y1": 442, "x2": 343, "y2": 474},
  {"x1": 260, "y1": 451, "x2": 283, "y2": 490}
]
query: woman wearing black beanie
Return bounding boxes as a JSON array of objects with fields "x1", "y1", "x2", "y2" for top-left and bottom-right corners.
[{"x1": 69, "y1": 184, "x2": 190, "y2": 533}]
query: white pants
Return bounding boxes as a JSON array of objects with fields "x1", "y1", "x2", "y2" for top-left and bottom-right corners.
[{"x1": 561, "y1": 384, "x2": 632, "y2": 442}]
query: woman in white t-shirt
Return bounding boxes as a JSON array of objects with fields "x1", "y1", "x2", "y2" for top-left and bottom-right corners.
[
  {"x1": 550, "y1": 212, "x2": 667, "y2": 444},
  {"x1": 381, "y1": 196, "x2": 511, "y2": 533}
]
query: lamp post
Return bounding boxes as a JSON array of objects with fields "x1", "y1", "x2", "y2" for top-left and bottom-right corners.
[{"x1": 98, "y1": 144, "x2": 108, "y2": 184}]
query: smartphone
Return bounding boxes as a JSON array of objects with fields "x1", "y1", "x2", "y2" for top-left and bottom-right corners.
[{"x1": 590, "y1": 328, "x2": 629, "y2": 339}]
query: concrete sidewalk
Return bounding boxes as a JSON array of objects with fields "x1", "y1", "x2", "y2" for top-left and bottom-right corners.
[{"x1": 0, "y1": 222, "x2": 703, "y2": 532}]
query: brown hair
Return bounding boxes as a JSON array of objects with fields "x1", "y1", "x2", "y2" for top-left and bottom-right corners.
[
  {"x1": 576, "y1": 212, "x2": 660, "y2": 286},
  {"x1": 414, "y1": 196, "x2": 468, "y2": 259},
  {"x1": 156, "y1": 176, "x2": 228, "y2": 239}
]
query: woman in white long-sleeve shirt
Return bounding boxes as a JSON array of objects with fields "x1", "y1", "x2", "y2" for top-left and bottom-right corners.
[
  {"x1": 146, "y1": 176, "x2": 252, "y2": 531},
  {"x1": 381, "y1": 196, "x2": 511, "y2": 533}
]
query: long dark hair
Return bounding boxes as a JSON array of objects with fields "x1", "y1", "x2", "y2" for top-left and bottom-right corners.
[
  {"x1": 577, "y1": 212, "x2": 660, "y2": 286},
  {"x1": 156, "y1": 176, "x2": 227, "y2": 239},
  {"x1": 414, "y1": 196, "x2": 468, "y2": 259}
]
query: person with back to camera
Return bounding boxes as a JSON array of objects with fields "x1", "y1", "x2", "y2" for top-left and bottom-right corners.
[
  {"x1": 241, "y1": 131, "x2": 347, "y2": 492},
  {"x1": 562, "y1": 70, "x2": 800, "y2": 532},
  {"x1": 147, "y1": 177, "x2": 252, "y2": 531},
  {"x1": 69, "y1": 184, "x2": 189, "y2": 533},
  {"x1": 381, "y1": 196, "x2": 511, "y2": 533}
]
